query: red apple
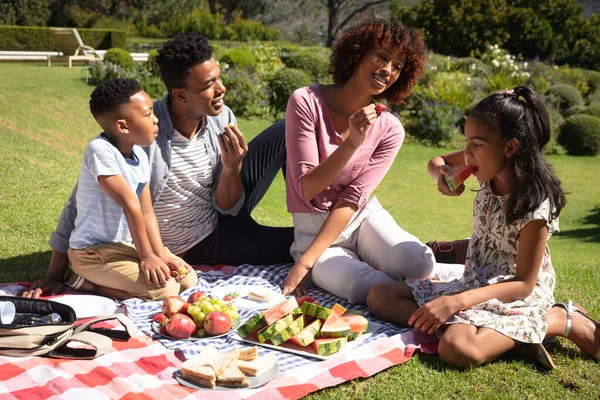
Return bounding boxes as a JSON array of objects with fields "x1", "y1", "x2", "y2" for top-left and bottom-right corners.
[
  {"x1": 161, "y1": 296, "x2": 186, "y2": 317},
  {"x1": 180, "y1": 303, "x2": 191, "y2": 316},
  {"x1": 204, "y1": 311, "x2": 232, "y2": 336},
  {"x1": 187, "y1": 291, "x2": 206, "y2": 304},
  {"x1": 152, "y1": 312, "x2": 168, "y2": 326},
  {"x1": 166, "y1": 313, "x2": 196, "y2": 339}
]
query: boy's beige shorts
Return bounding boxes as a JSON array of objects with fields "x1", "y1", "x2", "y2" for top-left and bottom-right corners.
[{"x1": 68, "y1": 242, "x2": 198, "y2": 301}]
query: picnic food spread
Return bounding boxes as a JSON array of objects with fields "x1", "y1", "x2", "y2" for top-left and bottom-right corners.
[
  {"x1": 179, "y1": 345, "x2": 277, "y2": 389},
  {"x1": 237, "y1": 296, "x2": 369, "y2": 356},
  {"x1": 153, "y1": 292, "x2": 239, "y2": 339}
]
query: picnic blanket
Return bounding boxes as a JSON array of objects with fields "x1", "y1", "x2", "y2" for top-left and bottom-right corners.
[{"x1": 0, "y1": 263, "x2": 440, "y2": 399}]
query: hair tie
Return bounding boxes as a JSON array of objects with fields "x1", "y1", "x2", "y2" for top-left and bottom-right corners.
[{"x1": 501, "y1": 88, "x2": 515, "y2": 97}]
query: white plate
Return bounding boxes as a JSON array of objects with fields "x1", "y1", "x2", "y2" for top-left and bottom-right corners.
[
  {"x1": 210, "y1": 285, "x2": 285, "y2": 310},
  {"x1": 50, "y1": 295, "x2": 117, "y2": 319},
  {"x1": 175, "y1": 360, "x2": 278, "y2": 390},
  {"x1": 232, "y1": 320, "x2": 382, "y2": 361},
  {"x1": 152, "y1": 318, "x2": 241, "y2": 341}
]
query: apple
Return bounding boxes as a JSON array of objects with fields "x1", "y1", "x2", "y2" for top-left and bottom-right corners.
[
  {"x1": 187, "y1": 291, "x2": 206, "y2": 304},
  {"x1": 152, "y1": 312, "x2": 168, "y2": 326},
  {"x1": 204, "y1": 311, "x2": 232, "y2": 336},
  {"x1": 161, "y1": 296, "x2": 186, "y2": 317},
  {"x1": 180, "y1": 303, "x2": 191, "y2": 316},
  {"x1": 166, "y1": 313, "x2": 196, "y2": 339}
]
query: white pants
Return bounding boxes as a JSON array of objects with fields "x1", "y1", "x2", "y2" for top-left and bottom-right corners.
[{"x1": 291, "y1": 198, "x2": 435, "y2": 304}]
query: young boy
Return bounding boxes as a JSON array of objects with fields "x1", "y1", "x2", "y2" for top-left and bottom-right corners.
[{"x1": 66, "y1": 78, "x2": 198, "y2": 301}]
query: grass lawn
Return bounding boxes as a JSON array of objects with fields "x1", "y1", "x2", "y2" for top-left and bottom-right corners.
[{"x1": 0, "y1": 64, "x2": 598, "y2": 398}]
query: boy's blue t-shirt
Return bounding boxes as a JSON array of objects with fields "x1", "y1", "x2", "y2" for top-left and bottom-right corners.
[{"x1": 69, "y1": 134, "x2": 150, "y2": 250}]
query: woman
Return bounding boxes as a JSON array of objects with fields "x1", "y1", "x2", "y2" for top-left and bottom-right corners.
[{"x1": 282, "y1": 19, "x2": 434, "y2": 303}]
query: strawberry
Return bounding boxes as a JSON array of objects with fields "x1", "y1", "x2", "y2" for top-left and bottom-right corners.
[
  {"x1": 152, "y1": 312, "x2": 168, "y2": 325},
  {"x1": 375, "y1": 102, "x2": 387, "y2": 115}
]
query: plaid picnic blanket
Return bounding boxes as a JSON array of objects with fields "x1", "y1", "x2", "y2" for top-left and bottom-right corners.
[{"x1": 0, "y1": 264, "x2": 439, "y2": 400}]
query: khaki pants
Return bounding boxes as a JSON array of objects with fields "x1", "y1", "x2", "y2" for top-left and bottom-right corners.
[{"x1": 68, "y1": 242, "x2": 199, "y2": 301}]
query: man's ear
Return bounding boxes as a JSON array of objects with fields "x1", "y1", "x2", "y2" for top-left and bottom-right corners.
[
  {"x1": 505, "y1": 138, "x2": 519, "y2": 157},
  {"x1": 116, "y1": 119, "x2": 129, "y2": 134},
  {"x1": 172, "y1": 88, "x2": 186, "y2": 103}
]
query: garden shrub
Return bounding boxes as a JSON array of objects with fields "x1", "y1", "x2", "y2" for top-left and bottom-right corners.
[
  {"x1": 584, "y1": 70, "x2": 600, "y2": 94},
  {"x1": 587, "y1": 91, "x2": 600, "y2": 104},
  {"x1": 220, "y1": 48, "x2": 256, "y2": 69},
  {"x1": 545, "y1": 84, "x2": 584, "y2": 115},
  {"x1": 554, "y1": 65, "x2": 590, "y2": 96},
  {"x1": 103, "y1": 48, "x2": 134, "y2": 70},
  {"x1": 181, "y1": 9, "x2": 224, "y2": 40},
  {"x1": 136, "y1": 65, "x2": 166, "y2": 99},
  {"x1": 557, "y1": 114, "x2": 600, "y2": 156},
  {"x1": 479, "y1": 45, "x2": 530, "y2": 91},
  {"x1": 0, "y1": 25, "x2": 125, "y2": 51},
  {"x1": 222, "y1": 69, "x2": 270, "y2": 118},
  {"x1": 414, "y1": 71, "x2": 474, "y2": 111},
  {"x1": 543, "y1": 102, "x2": 566, "y2": 155},
  {"x1": 565, "y1": 105, "x2": 588, "y2": 117},
  {"x1": 279, "y1": 50, "x2": 329, "y2": 82},
  {"x1": 88, "y1": 62, "x2": 136, "y2": 86},
  {"x1": 226, "y1": 19, "x2": 281, "y2": 41},
  {"x1": 267, "y1": 68, "x2": 312, "y2": 117},
  {"x1": 405, "y1": 100, "x2": 462, "y2": 146},
  {"x1": 586, "y1": 102, "x2": 600, "y2": 118},
  {"x1": 147, "y1": 49, "x2": 159, "y2": 75}
]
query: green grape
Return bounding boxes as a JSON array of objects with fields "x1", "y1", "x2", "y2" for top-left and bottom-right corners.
[
  {"x1": 187, "y1": 305, "x2": 199, "y2": 317},
  {"x1": 210, "y1": 297, "x2": 221, "y2": 305},
  {"x1": 213, "y1": 304, "x2": 222, "y2": 312},
  {"x1": 225, "y1": 309, "x2": 238, "y2": 321},
  {"x1": 197, "y1": 311, "x2": 206, "y2": 322},
  {"x1": 214, "y1": 298, "x2": 225, "y2": 306},
  {"x1": 196, "y1": 328, "x2": 206, "y2": 338},
  {"x1": 202, "y1": 301, "x2": 214, "y2": 313}
]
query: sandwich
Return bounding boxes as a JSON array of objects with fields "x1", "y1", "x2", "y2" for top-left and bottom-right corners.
[
  {"x1": 236, "y1": 354, "x2": 277, "y2": 377},
  {"x1": 209, "y1": 347, "x2": 240, "y2": 377},
  {"x1": 239, "y1": 346, "x2": 258, "y2": 361},
  {"x1": 179, "y1": 346, "x2": 219, "y2": 388},
  {"x1": 217, "y1": 363, "x2": 250, "y2": 388},
  {"x1": 248, "y1": 287, "x2": 270, "y2": 303}
]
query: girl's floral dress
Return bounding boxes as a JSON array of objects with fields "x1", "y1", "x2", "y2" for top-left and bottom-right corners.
[{"x1": 407, "y1": 184, "x2": 558, "y2": 343}]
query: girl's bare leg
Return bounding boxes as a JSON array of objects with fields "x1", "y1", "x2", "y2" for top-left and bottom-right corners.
[
  {"x1": 546, "y1": 305, "x2": 600, "y2": 359},
  {"x1": 439, "y1": 324, "x2": 516, "y2": 368},
  {"x1": 367, "y1": 281, "x2": 419, "y2": 326}
]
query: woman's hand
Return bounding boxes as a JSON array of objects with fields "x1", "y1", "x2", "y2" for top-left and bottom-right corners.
[
  {"x1": 281, "y1": 260, "x2": 313, "y2": 297},
  {"x1": 162, "y1": 254, "x2": 192, "y2": 281},
  {"x1": 408, "y1": 295, "x2": 461, "y2": 335},
  {"x1": 347, "y1": 104, "x2": 377, "y2": 149},
  {"x1": 437, "y1": 165, "x2": 465, "y2": 196}
]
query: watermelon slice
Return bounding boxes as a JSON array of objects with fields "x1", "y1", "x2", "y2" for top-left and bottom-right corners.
[
  {"x1": 301, "y1": 302, "x2": 331, "y2": 320},
  {"x1": 319, "y1": 305, "x2": 351, "y2": 338},
  {"x1": 445, "y1": 164, "x2": 478, "y2": 191},
  {"x1": 290, "y1": 319, "x2": 321, "y2": 347},
  {"x1": 271, "y1": 316, "x2": 305, "y2": 346},
  {"x1": 296, "y1": 295, "x2": 315, "y2": 306},
  {"x1": 312, "y1": 337, "x2": 347, "y2": 356},
  {"x1": 257, "y1": 313, "x2": 294, "y2": 343},
  {"x1": 339, "y1": 314, "x2": 368, "y2": 340},
  {"x1": 263, "y1": 297, "x2": 298, "y2": 325}
]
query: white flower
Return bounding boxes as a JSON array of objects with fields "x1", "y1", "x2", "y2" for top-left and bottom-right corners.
[
  {"x1": 431, "y1": 65, "x2": 437, "y2": 70},
  {"x1": 523, "y1": 61, "x2": 528, "y2": 69},
  {"x1": 500, "y1": 61, "x2": 507, "y2": 67},
  {"x1": 524, "y1": 72, "x2": 531, "y2": 77},
  {"x1": 225, "y1": 63, "x2": 230, "y2": 70},
  {"x1": 492, "y1": 59, "x2": 500, "y2": 67},
  {"x1": 471, "y1": 63, "x2": 477, "y2": 70},
  {"x1": 466, "y1": 77, "x2": 472, "y2": 82}
]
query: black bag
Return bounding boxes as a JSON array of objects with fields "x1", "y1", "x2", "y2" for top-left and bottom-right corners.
[{"x1": 0, "y1": 296, "x2": 138, "y2": 358}]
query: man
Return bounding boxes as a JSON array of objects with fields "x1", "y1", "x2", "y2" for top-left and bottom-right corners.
[{"x1": 22, "y1": 32, "x2": 293, "y2": 298}]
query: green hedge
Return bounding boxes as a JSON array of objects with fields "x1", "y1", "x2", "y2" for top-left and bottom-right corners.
[{"x1": 0, "y1": 26, "x2": 126, "y2": 51}]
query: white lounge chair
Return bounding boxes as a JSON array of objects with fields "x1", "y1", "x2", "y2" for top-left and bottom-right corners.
[{"x1": 49, "y1": 28, "x2": 103, "y2": 67}]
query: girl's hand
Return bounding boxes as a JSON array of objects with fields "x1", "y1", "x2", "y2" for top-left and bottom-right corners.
[
  {"x1": 162, "y1": 254, "x2": 192, "y2": 281},
  {"x1": 408, "y1": 296, "x2": 461, "y2": 335},
  {"x1": 438, "y1": 165, "x2": 465, "y2": 196},
  {"x1": 140, "y1": 254, "x2": 171, "y2": 287},
  {"x1": 281, "y1": 260, "x2": 312, "y2": 297},
  {"x1": 347, "y1": 104, "x2": 377, "y2": 149}
]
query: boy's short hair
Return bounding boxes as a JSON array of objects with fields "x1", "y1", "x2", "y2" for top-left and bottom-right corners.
[
  {"x1": 156, "y1": 31, "x2": 213, "y2": 92},
  {"x1": 89, "y1": 78, "x2": 142, "y2": 118}
]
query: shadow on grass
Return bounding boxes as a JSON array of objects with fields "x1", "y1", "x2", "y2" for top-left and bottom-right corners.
[
  {"x1": 0, "y1": 251, "x2": 51, "y2": 283},
  {"x1": 559, "y1": 206, "x2": 600, "y2": 243}
]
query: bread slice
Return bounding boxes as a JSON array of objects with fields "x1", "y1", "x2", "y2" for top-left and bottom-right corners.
[
  {"x1": 217, "y1": 363, "x2": 250, "y2": 388},
  {"x1": 210, "y1": 347, "x2": 240, "y2": 377},
  {"x1": 248, "y1": 287, "x2": 270, "y2": 303},
  {"x1": 180, "y1": 365, "x2": 216, "y2": 388},
  {"x1": 239, "y1": 346, "x2": 258, "y2": 361},
  {"x1": 180, "y1": 346, "x2": 218, "y2": 369},
  {"x1": 236, "y1": 354, "x2": 277, "y2": 377}
]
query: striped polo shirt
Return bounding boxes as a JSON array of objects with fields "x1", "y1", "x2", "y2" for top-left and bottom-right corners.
[{"x1": 153, "y1": 126, "x2": 217, "y2": 254}]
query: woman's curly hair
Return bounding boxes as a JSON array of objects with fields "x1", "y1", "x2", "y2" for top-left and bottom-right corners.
[{"x1": 329, "y1": 19, "x2": 427, "y2": 105}]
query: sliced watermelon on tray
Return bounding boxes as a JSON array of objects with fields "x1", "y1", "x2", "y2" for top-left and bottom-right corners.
[{"x1": 263, "y1": 297, "x2": 298, "y2": 325}]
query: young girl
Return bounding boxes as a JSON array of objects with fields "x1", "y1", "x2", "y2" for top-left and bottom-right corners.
[
  {"x1": 281, "y1": 19, "x2": 435, "y2": 303},
  {"x1": 368, "y1": 86, "x2": 600, "y2": 368}
]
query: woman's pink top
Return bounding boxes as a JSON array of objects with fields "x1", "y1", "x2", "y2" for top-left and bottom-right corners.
[{"x1": 285, "y1": 85, "x2": 404, "y2": 213}]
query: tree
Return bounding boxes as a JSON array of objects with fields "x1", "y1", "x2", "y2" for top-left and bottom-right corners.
[
  {"x1": 0, "y1": 0, "x2": 50, "y2": 26},
  {"x1": 207, "y1": 0, "x2": 269, "y2": 24}
]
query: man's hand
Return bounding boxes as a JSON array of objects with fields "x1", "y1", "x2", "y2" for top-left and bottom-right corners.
[
  {"x1": 347, "y1": 104, "x2": 377, "y2": 149},
  {"x1": 218, "y1": 124, "x2": 248, "y2": 173},
  {"x1": 437, "y1": 165, "x2": 465, "y2": 196},
  {"x1": 140, "y1": 254, "x2": 171, "y2": 287},
  {"x1": 281, "y1": 260, "x2": 312, "y2": 297},
  {"x1": 20, "y1": 279, "x2": 66, "y2": 298},
  {"x1": 162, "y1": 253, "x2": 192, "y2": 282},
  {"x1": 408, "y1": 295, "x2": 461, "y2": 335}
]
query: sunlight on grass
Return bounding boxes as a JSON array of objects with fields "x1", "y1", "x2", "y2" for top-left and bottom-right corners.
[{"x1": 0, "y1": 64, "x2": 598, "y2": 398}]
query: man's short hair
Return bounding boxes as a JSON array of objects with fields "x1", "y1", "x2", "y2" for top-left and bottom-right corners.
[
  {"x1": 89, "y1": 78, "x2": 142, "y2": 118},
  {"x1": 156, "y1": 31, "x2": 213, "y2": 92}
]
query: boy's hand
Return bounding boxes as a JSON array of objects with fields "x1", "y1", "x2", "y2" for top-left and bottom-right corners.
[
  {"x1": 218, "y1": 124, "x2": 248, "y2": 174},
  {"x1": 438, "y1": 165, "x2": 465, "y2": 196},
  {"x1": 162, "y1": 254, "x2": 192, "y2": 281},
  {"x1": 281, "y1": 260, "x2": 312, "y2": 297},
  {"x1": 140, "y1": 254, "x2": 171, "y2": 287}
]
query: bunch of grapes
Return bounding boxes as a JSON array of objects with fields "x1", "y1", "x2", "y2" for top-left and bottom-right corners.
[{"x1": 186, "y1": 295, "x2": 239, "y2": 335}]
